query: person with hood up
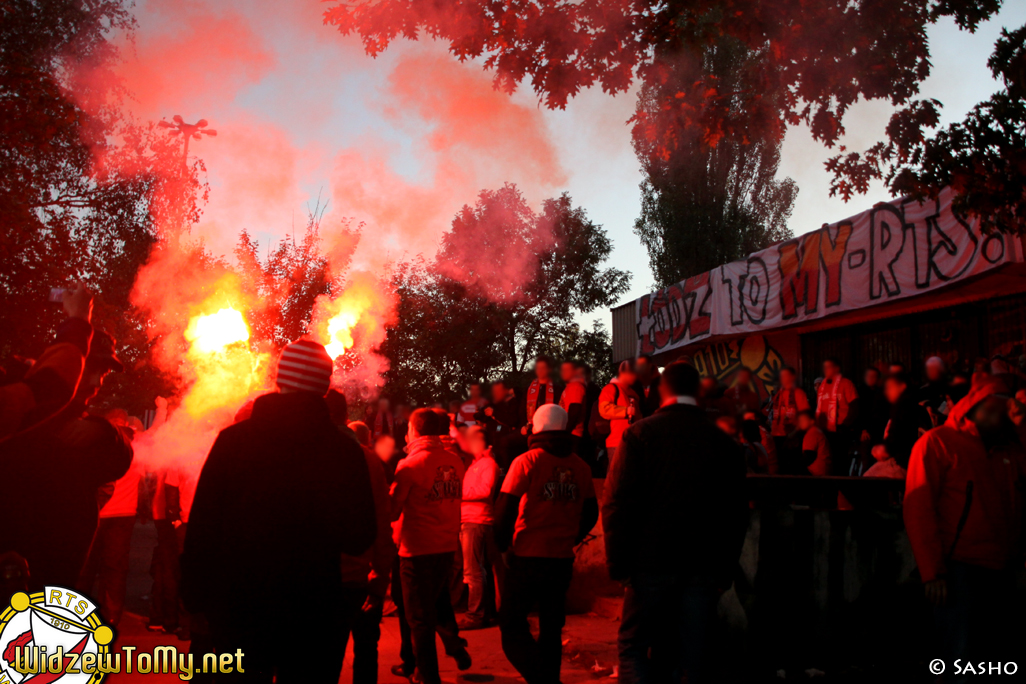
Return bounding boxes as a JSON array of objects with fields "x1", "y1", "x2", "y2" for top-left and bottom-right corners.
[
  {"x1": 180, "y1": 340, "x2": 376, "y2": 683},
  {"x1": 904, "y1": 377, "x2": 1026, "y2": 672},
  {"x1": 495, "y1": 404, "x2": 598, "y2": 684},
  {"x1": 603, "y1": 361, "x2": 747, "y2": 684},
  {"x1": 391, "y1": 408, "x2": 471, "y2": 684}
]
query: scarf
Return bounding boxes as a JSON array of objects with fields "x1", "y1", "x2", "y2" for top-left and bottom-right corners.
[{"x1": 526, "y1": 379, "x2": 555, "y2": 420}]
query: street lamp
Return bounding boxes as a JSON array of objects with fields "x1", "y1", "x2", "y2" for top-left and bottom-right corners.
[{"x1": 159, "y1": 115, "x2": 217, "y2": 167}]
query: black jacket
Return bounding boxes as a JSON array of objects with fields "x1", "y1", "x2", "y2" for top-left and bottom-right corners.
[
  {"x1": 631, "y1": 376, "x2": 662, "y2": 418},
  {"x1": 602, "y1": 402, "x2": 747, "y2": 585},
  {"x1": 886, "y1": 391, "x2": 933, "y2": 468},
  {"x1": 0, "y1": 404, "x2": 133, "y2": 590},
  {"x1": 180, "y1": 392, "x2": 375, "y2": 623}
]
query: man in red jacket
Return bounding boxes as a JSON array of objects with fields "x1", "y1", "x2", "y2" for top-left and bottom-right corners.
[{"x1": 904, "y1": 377, "x2": 1026, "y2": 669}]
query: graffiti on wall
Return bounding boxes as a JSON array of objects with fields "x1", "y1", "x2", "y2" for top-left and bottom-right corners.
[{"x1": 682, "y1": 334, "x2": 790, "y2": 398}]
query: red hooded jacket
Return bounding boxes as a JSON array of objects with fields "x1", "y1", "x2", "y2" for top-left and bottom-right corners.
[{"x1": 903, "y1": 379, "x2": 1026, "y2": 582}]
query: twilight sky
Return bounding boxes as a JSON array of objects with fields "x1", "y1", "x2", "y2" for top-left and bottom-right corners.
[{"x1": 118, "y1": 0, "x2": 1026, "y2": 328}]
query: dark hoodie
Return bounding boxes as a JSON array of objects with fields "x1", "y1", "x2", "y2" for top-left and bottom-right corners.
[
  {"x1": 495, "y1": 430, "x2": 598, "y2": 558},
  {"x1": 904, "y1": 378, "x2": 1026, "y2": 582},
  {"x1": 181, "y1": 391, "x2": 375, "y2": 624}
]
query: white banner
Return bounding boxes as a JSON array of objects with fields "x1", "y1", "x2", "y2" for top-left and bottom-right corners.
[{"x1": 636, "y1": 189, "x2": 1023, "y2": 356}]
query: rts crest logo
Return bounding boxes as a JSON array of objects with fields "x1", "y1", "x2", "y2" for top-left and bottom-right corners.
[{"x1": 0, "y1": 587, "x2": 114, "y2": 684}]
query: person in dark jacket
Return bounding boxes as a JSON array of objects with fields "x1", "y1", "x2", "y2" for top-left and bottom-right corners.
[
  {"x1": 180, "y1": 340, "x2": 376, "y2": 684},
  {"x1": 631, "y1": 355, "x2": 662, "y2": 418},
  {"x1": 0, "y1": 283, "x2": 93, "y2": 442},
  {"x1": 603, "y1": 361, "x2": 747, "y2": 684},
  {"x1": 476, "y1": 379, "x2": 522, "y2": 468},
  {"x1": 873, "y1": 372, "x2": 932, "y2": 471},
  {"x1": 0, "y1": 327, "x2": 132, "y2": 591},
  {"x1": 496, "y1": 404, "x2": 598, "y2": 684}
]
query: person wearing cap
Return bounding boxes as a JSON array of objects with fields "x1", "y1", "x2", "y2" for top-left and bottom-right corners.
[
  {"x1": 0, "y1": 325, "x2": 133, "y2": 592},
  {"x1": 603, "y1": 361, "x2": 747, "y2": 684},
  {"x1": 180, "y1": 339, "x2": 376, "y2": 683},
  {"x1": 904, "y1": 377, "x2": 1026, "y2": 670},
  {"x1": 598, "y1": 360, "x2": 641, "y2": 453},
  {"x1": 495, "y1": 404, "x2": 598, "y2": 684}
]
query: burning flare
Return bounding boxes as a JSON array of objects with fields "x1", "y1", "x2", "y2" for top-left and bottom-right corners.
[{"x1": 184, "y1": 307, "x2": 250, "y2": 354}]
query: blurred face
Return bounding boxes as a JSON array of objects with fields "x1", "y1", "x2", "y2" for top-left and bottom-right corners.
[
  {"x1": 884, "y1": 378, "x2": 906, "y2": 404},
  {"x1": 823, "y1": 361, "x2": 839, "y2": 379},
  {"x1": 619, "y1": 369, "x2": 637, "y2": 386},
  {"x1": 374, "y1": 436, "x2": 395, "y2": 462},
  {"x1": 469, "y1": 384, "x2": 482, "y2": 400},
  {"x1": 888, "y1": 364, "x2": 904, "y2": 376},
  {"x1": 1016, "y1": 389, "x2": 1026, "y2": 405},
  {"x1": 466, "y1": 429, "x2": 487, "y2": 457},
  {"x1": 378, "y1": 398, "x2": 390, "y2": 413},
  {"x1": 535, "y1": 360, "x2": 551, "y2": 380},
  {"x1": 925, "y1": 362, "x2": 944, "y2": 382},
  {"x1": 699, "y1": 377, "x2": 717, "y2": 397},
  {"x1": 636, "y1": 358, "x2": 655, "y2": 381},
  {"x1": 864, "y1": 368, "x2": 880, "y2": 387},
  {"x1": 735, "y1": 369, "x2": 752, "y2": 386},
  {"x1": 779, "y1": 369, "x2": 795, "y2": 389},
  {"x1": 560, "y1": 362, "x2": 575, "y2": 383},
  {"x1": 491, "y1": 383, "x2": 508, "y2": 403},
  {"x1": 797, "y1": 413, "x2": 815, "y2": 431}
]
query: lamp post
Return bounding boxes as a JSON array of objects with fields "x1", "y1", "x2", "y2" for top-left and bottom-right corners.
[{"x1": 158, "y1": 115, "x2": 217, "y2": 169}]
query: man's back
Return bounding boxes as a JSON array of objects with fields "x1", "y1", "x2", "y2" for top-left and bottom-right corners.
[
  {"x1": 603, "y1": 402, "x2": 747, "y2": 583},
  {"x1": 391, "y1": 435, "x2": 466, "y2": 557},
  {"x1": 181, "y1": 391, "x2": 375, "y2": 618}
]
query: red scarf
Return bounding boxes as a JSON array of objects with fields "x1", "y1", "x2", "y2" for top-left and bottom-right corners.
[{"x1": 525, "y1": 379, "x2": 555, "y2": 420}]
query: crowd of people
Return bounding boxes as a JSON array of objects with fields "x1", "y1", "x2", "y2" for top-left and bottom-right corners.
[{"x1": 1, "y1": 284, "x2": 1025, "y2": 683}]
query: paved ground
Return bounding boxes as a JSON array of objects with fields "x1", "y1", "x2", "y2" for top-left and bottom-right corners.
[{"x1": 103, "y1": 523, "x2": 621, "y2": 683}]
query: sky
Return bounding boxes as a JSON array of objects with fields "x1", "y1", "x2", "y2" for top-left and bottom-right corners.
[{"x1": 117, "y1": 0, "x2": 1026, "y2": 330}]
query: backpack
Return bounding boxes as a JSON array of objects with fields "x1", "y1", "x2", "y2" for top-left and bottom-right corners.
[{"x1": 588, "y1": 384, "x2": 620, "y2": 439}]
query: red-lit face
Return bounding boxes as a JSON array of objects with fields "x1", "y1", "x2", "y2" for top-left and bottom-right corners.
[
  {"x1": 884, "y1": 378, "x2": 906, "y2": 404},
  {"x1": 779, "y1": 370, "x2": 795, "y2": 389},
  {"x1": 560, "y1": 362, "x2": 575, "y2": 383},
  {"x1": 822, "y1": 361, "x2": 839, "y2": 379},
  {"x1": 797, "y1": 413, "x2": 815, "y2": 431},
  {"x1": 535, "y1": 361, "x2": 551, "y2": 381},
  {"x1": 469, "y1": 385, "x2": 482, "y2": 400},
  {"x1": 491, "y1": 383, "x2": 507, "y2": 403}
]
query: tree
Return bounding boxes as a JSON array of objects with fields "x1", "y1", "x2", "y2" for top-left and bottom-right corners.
[
  {"x1": 324, "y1": 1, "x2": 1020, "y2": 229},
  {"x1": 235, "y1": 209, "x2": 355, "y2": 349},
  {"x1": 0, "y1": 0, "x2": 207, "y2": 413},
  {"x1": 381, "y1": 185, "x2": 630, "y2": 405},
  {"x1": 828, "y1": 24, "x2": 1026, "y2": 232},
  {"x1": 633, "y1": 37, "x2": 797, "y2": 287}
]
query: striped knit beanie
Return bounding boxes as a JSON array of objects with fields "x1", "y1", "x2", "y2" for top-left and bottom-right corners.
[{"x1": 276, "y1": 340, "x2": 334, "y2": 395}]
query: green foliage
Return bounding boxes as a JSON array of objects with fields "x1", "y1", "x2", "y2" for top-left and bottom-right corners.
[
  {"x1": 382, "y1": 185, "x2": 630, "y2": 405},
  {"x1": 633, "y1": 39, "x2": 797, "y2": 286}
]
